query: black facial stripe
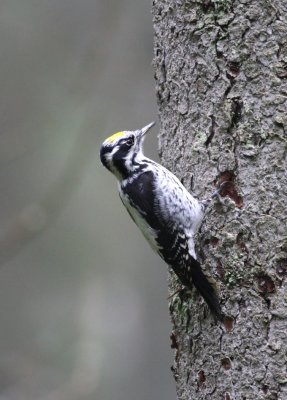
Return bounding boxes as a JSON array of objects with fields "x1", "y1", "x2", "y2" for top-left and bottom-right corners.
[
  {"x1": 112, "y1": 147, "x2": 129, "y2": 179},
  {"x1": 100, "y1": 135, "x2": 136, "y2": 178},
  {"x1": 131, "y1": 141, "x2": 141, "y2": 164},
  {"x1": 118, "y1": 137, "x2": 133, "y2": 147},
  {"x1": 100, "y1": 145, "x2": 111, "y2": 169}
]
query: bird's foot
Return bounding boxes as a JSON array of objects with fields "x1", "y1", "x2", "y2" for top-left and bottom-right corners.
[
  {"x1": 167, "y1": 285, "x2": 185, "y2": 300},
  {"x1": 201, "y1": 181, "x2": 229, "y2": 208}
]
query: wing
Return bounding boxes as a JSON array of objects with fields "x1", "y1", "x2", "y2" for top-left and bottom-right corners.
[
  {"x1": 120, "y1": 170, "x2": 222, "y2": 320},
  {"x1": 119, "y1": 171, "x2": 168, "y2": 256},
  {"x1": 119, "y1": 170, "x2": 192, "y2": 263}
]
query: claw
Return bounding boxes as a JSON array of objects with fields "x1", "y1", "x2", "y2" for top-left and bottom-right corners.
[
  {"x1": 201, "y1": 181, "x2": 230, "y2": 207},
  {"x1": 210, "y1": 181, "x2": 230, "y2": 199},
  {"x1": 167, "y1": 285, "x2": 185, "y2": 300}
]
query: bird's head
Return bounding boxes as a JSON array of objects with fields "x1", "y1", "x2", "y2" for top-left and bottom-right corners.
[{"x1": 100, "y1": 121, "x2": 155, "y2": 180}]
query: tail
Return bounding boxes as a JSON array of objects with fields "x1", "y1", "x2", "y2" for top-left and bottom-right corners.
[{"x1": 172, "y1": 258, "x2": 223, "y2": 321}]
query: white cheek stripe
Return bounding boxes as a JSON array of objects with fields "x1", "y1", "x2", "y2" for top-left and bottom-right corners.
[
  {"x1": 123, "y1": 149, "x2": 134, "y2": 171},
  {"x1": 105, "y1": 145, "x2": 123, "y2": 179}
]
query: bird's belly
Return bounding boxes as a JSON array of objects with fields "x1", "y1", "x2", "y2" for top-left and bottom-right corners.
[{"x1": 122, "y1": 198, "x2": 161, "y2": 254}]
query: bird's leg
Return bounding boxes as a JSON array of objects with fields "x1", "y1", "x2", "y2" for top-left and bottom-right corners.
[
  {"x1": 167, "y1": 286, "x2": 184, "y2": 300},
  {"x1": 167, "y1": 288, "x2": 182, "y2": 300},
  {"x1": 201, "y1": 181, "x2": 229, "y2": 207},
  {"x1": 167, "y1": 280, "x2": 188, "y2": 300}
]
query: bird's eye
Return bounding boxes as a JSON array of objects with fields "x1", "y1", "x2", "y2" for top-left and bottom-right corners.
[{"x1": 126, "y1": 136, "x2": 134, "y2": 146}]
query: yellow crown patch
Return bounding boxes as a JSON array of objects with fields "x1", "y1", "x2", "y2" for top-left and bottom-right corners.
[{"x1": 105, "y1": 131, "x2": 125, "y2": 144}]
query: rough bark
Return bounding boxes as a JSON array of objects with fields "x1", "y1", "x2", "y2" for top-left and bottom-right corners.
[{"x1": 152, "y1": 1, "x2": 287, "y2": 399}]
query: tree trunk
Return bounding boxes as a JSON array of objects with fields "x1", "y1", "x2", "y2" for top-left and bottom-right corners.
[{"x1": 152, "y1": 0, "x2": 287, "y2": 399}]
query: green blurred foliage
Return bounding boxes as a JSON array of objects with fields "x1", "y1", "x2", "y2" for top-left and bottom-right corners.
[{"x1": 0, "y1": 1, "x2": 175, "y2": 399}]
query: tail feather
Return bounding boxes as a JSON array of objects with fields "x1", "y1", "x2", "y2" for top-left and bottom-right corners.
[{"x1": 172, "y1": 258, "x2": 223, "y2": 321}]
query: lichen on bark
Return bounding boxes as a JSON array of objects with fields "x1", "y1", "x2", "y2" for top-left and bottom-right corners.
[{"x1": 152, "y1": 0, "x2": 287, "y2": 399}]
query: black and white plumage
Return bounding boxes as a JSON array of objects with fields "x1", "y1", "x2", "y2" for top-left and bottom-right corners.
[{"x1": 100, "y1": 122, "x2": 222, "y2": 320}]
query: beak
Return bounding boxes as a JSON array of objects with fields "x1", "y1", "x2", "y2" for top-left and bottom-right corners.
[{"x1": 138, "y1": 121, "x2": 155, "y2": 141}]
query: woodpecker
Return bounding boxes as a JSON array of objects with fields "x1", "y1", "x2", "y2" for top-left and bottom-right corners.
[{"x1": 100, "y1": 122, "x2": 223, "y2": 320}]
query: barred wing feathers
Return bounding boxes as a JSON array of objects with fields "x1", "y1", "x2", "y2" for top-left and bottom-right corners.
[{"x1": 119, "y1": 170, "x2": 222, "y2": 320}]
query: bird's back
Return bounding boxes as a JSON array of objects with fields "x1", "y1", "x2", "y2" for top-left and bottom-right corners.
[{"x1": 119, "y1": 159, "x2": 204, "y2": 260}]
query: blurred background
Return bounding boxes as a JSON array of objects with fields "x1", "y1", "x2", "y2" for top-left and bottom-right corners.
[{"x1": 0, "y1": 1, "x2": 176, "y2": 399}]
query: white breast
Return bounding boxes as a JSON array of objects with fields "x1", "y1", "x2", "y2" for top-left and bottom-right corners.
[{"x1": 119, "y1": 189, "x2": 162, "y2": 254}]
